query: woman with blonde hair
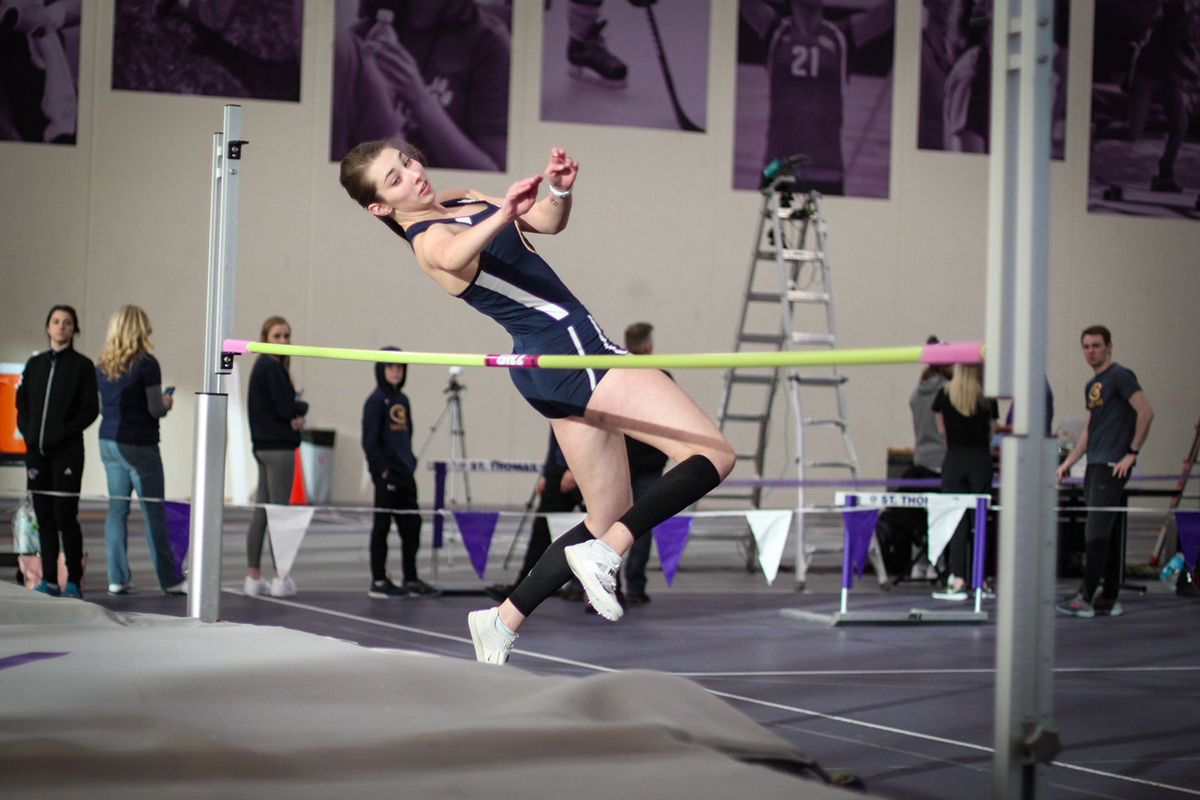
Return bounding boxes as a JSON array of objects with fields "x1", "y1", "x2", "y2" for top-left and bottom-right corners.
[
  {"x1": 96, "y1": 305, "x2": 182, "y2": 595},
  {"x1": 931, "y1": 363, "x2": 998, "y2": 599},
  {"x1": 244, "y1": 315, "x2": 308, "y2": 597}
]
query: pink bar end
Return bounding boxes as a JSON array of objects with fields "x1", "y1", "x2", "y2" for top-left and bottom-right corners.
[
  {"x1": 222, "y1": 339, "x2": 250, "y2": 355},
  {"x1": 921, "y1": 342, "x2": 984, "y2": 365}
]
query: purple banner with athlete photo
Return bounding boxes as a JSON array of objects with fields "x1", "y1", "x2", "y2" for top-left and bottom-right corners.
[
  {"x1": 330, "y1": 0, "x2": 511, "y2": 169},
  {"x1": 733, "y1": 0, "x2": 895, "y2": 197},
  {"x1": 112, "y1": 0, "x2": 301, "y2": 100},
  {"x1": 1087, "y1": 0, "x2": 1200, "y2": 220},
  {"x1": 917, "y1": 0, "x2": 1069, "y2": 159},
  {"x1": 540, "y1": 0, "x2": 709, "y2": 132},
  {"x1": 0, "y1": 0, "x2": 81, "y2": 145}
]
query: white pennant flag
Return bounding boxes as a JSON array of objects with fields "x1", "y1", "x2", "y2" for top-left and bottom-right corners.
[
  {"x1": 546, "y1": 512, "x2": 587, "y2": 541},
  {"x1": 746, "y1": 510, "x2": 793, "y2": 585},
  {"x1": 265, "y1": 504, "x2": 315, "y2": 579},
  {"x1": 926, "y1": 495, "x2": 968, "y2": 565}
]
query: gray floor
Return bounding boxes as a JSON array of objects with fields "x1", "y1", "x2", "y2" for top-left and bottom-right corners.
[{"x1": 12, "y1": 500, "x2": 1200, "y2": 799}]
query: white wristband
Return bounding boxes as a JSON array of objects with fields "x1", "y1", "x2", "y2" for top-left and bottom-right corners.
[{"x1": 548, "y1": 185, "x2": 572, "y2": 198}]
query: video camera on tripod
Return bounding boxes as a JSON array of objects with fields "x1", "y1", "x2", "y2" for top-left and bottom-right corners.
[{"x1": 760, "y1": 153, "x2": 811, "y2": 197}]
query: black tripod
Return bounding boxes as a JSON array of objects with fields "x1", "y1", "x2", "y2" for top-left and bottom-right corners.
[
  {"x1": 416, "y1": 368, "x2": 473, "y2": 576},
  {"x1": 417, "y1": 367, "x2": 472, "y2": 506}
]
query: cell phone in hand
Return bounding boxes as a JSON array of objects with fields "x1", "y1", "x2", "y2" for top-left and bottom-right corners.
[{"x1": 164, "y1": 386, "x2": 176, "y2": 396}]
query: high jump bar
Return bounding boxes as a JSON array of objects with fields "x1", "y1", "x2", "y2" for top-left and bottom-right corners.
[{"x1": 222, "y1": 340, "x2": 984, "y2": 370}]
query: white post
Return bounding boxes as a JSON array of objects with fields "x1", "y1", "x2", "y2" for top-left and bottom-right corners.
[
  {"x1": 986, "y1": 3, "x2": 1061, "y2": 798},
  {"x1": 189, "y1": 105, "x2": 244, "y2": 622}
]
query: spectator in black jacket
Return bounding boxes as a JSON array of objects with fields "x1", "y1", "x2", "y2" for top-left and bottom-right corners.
[
  {"x1": 244, "y1": 316, "x2": 308, "y2": 598},
  {"x1": 361, "y1": 348, "x2": 438, "y2": 598},
  {"x1": 621, "y1": 322, "x2": 670, "y2": 605},
  {"x1": 15, "y1": 304, "x2": 99, "y2": 598}
]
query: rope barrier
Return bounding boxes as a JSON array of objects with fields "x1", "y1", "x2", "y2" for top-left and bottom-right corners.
[{"x1": 2, "y1": 488, "x2": 1190, "y2": 517}]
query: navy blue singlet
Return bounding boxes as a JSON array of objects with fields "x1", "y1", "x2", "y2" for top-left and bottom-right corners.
[{"x1": 404, "y1": 199, "x2": 625, "y2": 418}]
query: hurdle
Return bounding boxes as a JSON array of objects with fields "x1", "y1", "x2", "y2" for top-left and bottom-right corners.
[{"x1": 780, "y1": 491, "x2": 991, "y2": 626}]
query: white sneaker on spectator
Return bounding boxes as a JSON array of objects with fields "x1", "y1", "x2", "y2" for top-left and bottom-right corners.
[
  {"x1": 243, "y1": 575, "x2": 271, "y2": 596},
  {"x1": 107, "y1": 582, "x2": 136, "y2": 595},
  {"x1": 467, "y1": 608, "x2": 517, "y2": 665},
  {"x1": 564, "y1": 539, "x2": 624, "y2": 621},
  {"x1": 270, "y1": 576, "x2": 297, "y2": 598}
]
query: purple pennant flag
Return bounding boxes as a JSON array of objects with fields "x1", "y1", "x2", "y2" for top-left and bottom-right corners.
[
  {"x1": 652, "y1": 516, "x2": 693, "y2": 587},
  {"x1": 842, "y1": 508, "x2": 880, "y2": 586},
  {"x1": 453, "y1": 511, "x2": 500, "y2": 579},
  {"x1": 162, "y1": 501, "x2": 192, "y2": 582},
  {"x1": 1176, "y1": 511, "x2": 1200, "y2": 572}
]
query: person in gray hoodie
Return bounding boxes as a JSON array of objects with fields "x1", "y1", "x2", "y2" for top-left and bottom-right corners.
[
  {"x1": 910, "y1": 337, "x2": 952, "y2": 475},
  {"x1": 362, "y1": 347, "x2": 439, "y2": 598}
]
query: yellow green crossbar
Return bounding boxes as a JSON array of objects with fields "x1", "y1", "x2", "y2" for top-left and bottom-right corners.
[{"x1": 224, "y1": 339, "x2": 983, "y2": 369}]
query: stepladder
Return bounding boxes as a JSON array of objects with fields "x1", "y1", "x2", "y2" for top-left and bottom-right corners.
[{"x1": 714, "y1": 174, "x2": 887, "y2": 588}]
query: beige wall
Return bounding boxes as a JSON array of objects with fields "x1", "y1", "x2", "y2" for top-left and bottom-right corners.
[{"x1": 2, "y1": 0, "x2": 1196, "y2": 510}]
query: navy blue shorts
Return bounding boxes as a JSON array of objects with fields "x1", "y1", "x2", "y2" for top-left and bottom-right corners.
[{"x1": 509, "y1": 309, "x2": 626, "y2": 418}]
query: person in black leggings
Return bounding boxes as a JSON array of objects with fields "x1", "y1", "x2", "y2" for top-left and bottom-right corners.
[{"x1": 931, "y1": 363, "x2": 997, "y2": 598}]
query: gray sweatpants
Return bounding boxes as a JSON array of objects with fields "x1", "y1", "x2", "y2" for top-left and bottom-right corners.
[{"x1": 246, "y1": 449, "x2": 295, "y2": 570}]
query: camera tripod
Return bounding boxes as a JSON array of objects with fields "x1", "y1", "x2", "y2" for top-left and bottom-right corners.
[{"x1": 417, "y1": 367, "x2": 472, "y2": 507}]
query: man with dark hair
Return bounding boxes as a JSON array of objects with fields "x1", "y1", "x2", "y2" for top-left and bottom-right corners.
[
  {"x1": 16, "y1": 305, "x2": 99, "y2": 598},
  {"x1": 1055, "y1": 325, "x2": 1154, "y2": 618}
]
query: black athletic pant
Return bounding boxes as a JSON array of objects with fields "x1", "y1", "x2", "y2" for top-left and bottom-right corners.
[
  {"x1": 27, "y1": 446, "x2": 85, "y2": 586},
  {"x1": 1080, "y1": 463, "x2": 1128, "y2": 602},
  {"x1": 370, "y1": 473, "x2": 421, "y2": 584},
  {"x1": 519, "y1": 462, "x2": 585, "y2": 582},
  {"x1": 939, "y1": 446, "x2": 992, "y2": 581}
]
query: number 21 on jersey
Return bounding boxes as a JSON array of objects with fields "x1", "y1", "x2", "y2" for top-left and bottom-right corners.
[{"x1": 790, "y1": 45, "x2": 821, "y2": 78}]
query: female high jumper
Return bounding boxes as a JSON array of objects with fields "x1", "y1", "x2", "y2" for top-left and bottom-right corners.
[{"x1": 340, "y1": 141, "x2": 735, "y2": 664}]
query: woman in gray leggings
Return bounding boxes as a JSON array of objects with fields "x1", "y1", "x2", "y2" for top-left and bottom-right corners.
[{"x1": 244, "y1": 316, "x2": 308, "y2": 596}]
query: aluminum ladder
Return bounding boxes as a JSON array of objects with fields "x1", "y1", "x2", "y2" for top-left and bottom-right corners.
[{"x1": 714, "y1": 176, "x2": 885, "y2": 588}]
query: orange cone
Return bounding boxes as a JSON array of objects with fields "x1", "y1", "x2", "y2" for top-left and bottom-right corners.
[{"x1": 290, "y1": 448, "x2": 307, "y2": 505}]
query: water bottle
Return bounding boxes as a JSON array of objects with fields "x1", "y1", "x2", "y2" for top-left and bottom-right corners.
[
  {"x1": 367, "y1": 8, "x2": 399, "y2": 47},
  {"x1": 1160, "y1": 554, "x2": 1184, "y2": 583}
]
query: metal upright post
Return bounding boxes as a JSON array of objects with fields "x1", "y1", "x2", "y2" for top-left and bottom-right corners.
[
  {"x1": 985, "y1": 3, "x2": 1060, "y2": 798},
  {"x1": 189, "y1": 105, "x2": 245, "y2": 622}
]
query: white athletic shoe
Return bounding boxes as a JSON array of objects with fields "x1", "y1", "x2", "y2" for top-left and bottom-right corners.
[
  {"x1": 564, "y1": 540, "x2": 624, "y2": 621},
  {"x1": 270, "y1": 576, "x2": 297, "y2": 598},
  {"x1": 243, "y1": 575, "x2": 271, "y2": 596},
  {"x1": 107, "y1": 582, "x2": 136, "y2": 595},
  {"x1": 467, "y1": 608, "x2": 517, "y2": 665},
  {"x1": 163, "y1": 578, "x2": 188, "y2": 596}
]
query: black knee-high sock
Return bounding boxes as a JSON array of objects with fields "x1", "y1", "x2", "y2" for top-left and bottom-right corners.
[
  {"x1": 618, "y1": 455, "x2": 722, "y2": 540},
  {"x1": 507, "y1": 522, "x2": 594, "y2": 617}
]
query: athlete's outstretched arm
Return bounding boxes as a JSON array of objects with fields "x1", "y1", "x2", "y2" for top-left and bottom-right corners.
[
  {"x1": 520, "y1": 149, "x2": 577, "y2": 234},
  {"x1": 466, "y1": 149, "x2": 578, "y2": 236},
  {"x1": 414, "y1": 175, "x2": 541, "y2": 276}
]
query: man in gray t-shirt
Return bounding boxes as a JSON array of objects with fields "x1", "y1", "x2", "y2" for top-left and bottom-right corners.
[{"x1": 1055, "y1": 326, "x2": 1154, "y2": 617}]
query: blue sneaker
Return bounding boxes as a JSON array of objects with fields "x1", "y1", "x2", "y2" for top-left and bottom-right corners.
[
  {"x1": 62, "y1": 581, "x2": 83, "y2": 599},
  {"x1": 33, "y1": 581, "x2": 61, "y2": 597}
]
